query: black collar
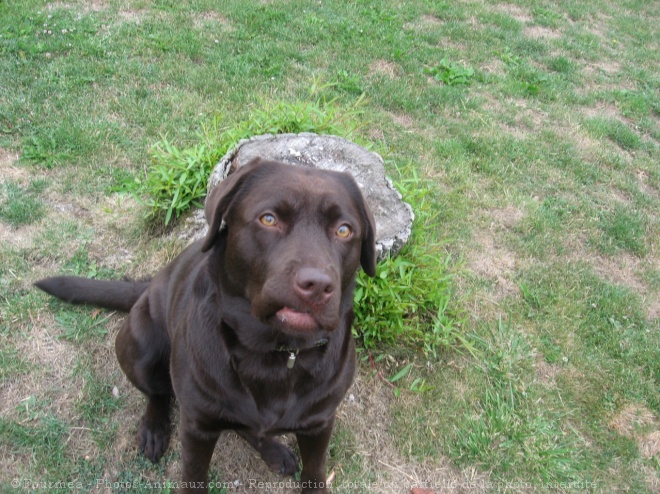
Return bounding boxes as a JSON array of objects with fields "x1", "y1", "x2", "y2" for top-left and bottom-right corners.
[
  {"x1": 274, "y1": 338, "x2": 329, "y2": 369},
  {"x1": 274, "y1": 338, "x2": 329, "y2": 354}
]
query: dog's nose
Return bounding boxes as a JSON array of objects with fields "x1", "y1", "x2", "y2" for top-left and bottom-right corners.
[{"x1": 294, "y1": 268, "x2": 335, "y2": 305}]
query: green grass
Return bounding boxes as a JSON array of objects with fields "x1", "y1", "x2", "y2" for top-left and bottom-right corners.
[
  {"x1": 451, "y1": 319, "x2": 586, "y2": 482},
  {"x1": 0, "y1": 179, "x2": 48, "y2": 227},
  {"x1": 1, "y1": 0, "x2": 658, "y2": 491},
  {"x1": 585, "y1": 117, "x2": 644, "y2": 151},
  {"x1": 596, "y1": 203, "x2": 649, "y2": 255}
]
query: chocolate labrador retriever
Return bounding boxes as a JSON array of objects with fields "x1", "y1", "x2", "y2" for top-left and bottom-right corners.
[{"x1": 35, "y1": 158, "x2": 376, "y2": 493}]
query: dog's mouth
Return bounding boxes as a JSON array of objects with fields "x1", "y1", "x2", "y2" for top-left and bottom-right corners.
[{"x1": 274, "y1": 307, "x2": 319, "y2": 332}]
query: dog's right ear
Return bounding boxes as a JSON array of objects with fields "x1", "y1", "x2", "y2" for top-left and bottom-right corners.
[{"x1": 201, "y1": 158, "x2": 264, "y2": 252}]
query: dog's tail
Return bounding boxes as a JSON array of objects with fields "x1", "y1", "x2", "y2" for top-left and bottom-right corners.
[{"x1": 34, "y1": 276, "x2": 150, "y2": 312}]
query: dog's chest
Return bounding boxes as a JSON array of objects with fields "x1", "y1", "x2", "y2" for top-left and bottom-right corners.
[{"x1": 233, "y1": 363, "x2": 333, "y2": 434}]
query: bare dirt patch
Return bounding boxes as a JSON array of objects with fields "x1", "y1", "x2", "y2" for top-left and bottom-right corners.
[
  {"x1": 47, "y1": 0, "x2": 107, "y2": 14},
  {"x1": 535, "y1": 360, "x2": 561, "y2": 387},
  {"x1": 565, "y1": 123, "x2": 605, "y2": 162},
  {"x1": 642, "y1": 466, "x2": 660, "y2": 494},
  {"x1": 587, "y1": 253, "x2": 659, "y2": 321},
  {"x1": 647, "y1": 298, "x2": 660, "y2": 322},
  {"x1": 639, "y1": 431, "x2": 660, "y2": 459},
  {"x1": 482, "y1": 97, "x2": 547, "y2": 137},
  {"x1": 116, "y1": 9, "x2": 150, "y2": 23},
  {"x1": 467, "y1": 207, "x2": 525, "y2": 303},
  {"x1": 500, "y1": 123, "x2": 529, "y2": 140},
  {"x1": 0, "y1": 311, "x2": 80, "y2": 422},
  {"x1": 581, "y1": 103, "x2": 620, "y2": 120},
  {"x1": 367, "y1": 127, "x2": 386, "y2": 142},
  {"x1": 0, "y1": 148, "x2": 27, "y2": 182},
  {"x1": 586, "y1": 61, "x2": 621, "y2": 76},
  {"x1": 609, "y1": 404, "x2": 655, "y2": 436},
  {"x1": 403, "y1": 14, "x2": 444, "y2": 31},
  {"x1": 85, "y1": 0, "x2": 107, "y2": 13},
  {"x1": 420, "y1": 14, "x2": 444, "y2": 27},
  {"x1": 523, "y1": 26, "x2": 561, "y2": 40},
  {"x1": 479, "y1": 93, "x2": 504, "y2": 114},
  {"x1": 609, "y1": 404, "x2": 660, "y2": 459},
  {"x1": 516, "y1": 106, "x2": 547, "y2": 131},
  {"x1": 34, "y1": 192, "x2": 145, "y2": 276},
  {"x1": 489, "y1": 206, "x2": 525, "y2": 229},
  {"x1": 469, "y1": 233, "x2": 518, "y2": 299},
  {"x1": 638, "y1": 170, "x2": 659, "y2": 201},
  {"x1": 493, "y1": 4, "x2": 532, "y2": 23},
  {"x1": 193, "y1": 11, "x2": 234, "y2": 31},
  {"x1": 390, "y1": 112, "x2": 414, "y2": 129},
  {"x1": 0, "y1": 222, "x2": 40, "y2": 249},
  {"x1": 584, "y1": 14, "x2": 612, "y2": 40},
  {"x1": 368, "y1": 60, "x2": 400, "y2": 79},
  {"x1": 0, "y1": 147, "x2": 19, "y2": 167},
  {"x1": 480, "y1": 59, "x2": 506, "y2": 76}
]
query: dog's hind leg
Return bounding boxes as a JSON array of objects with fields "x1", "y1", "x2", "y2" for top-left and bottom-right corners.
[{"x1": 115, "y1": 297, "x2": 173, "y2": 463}]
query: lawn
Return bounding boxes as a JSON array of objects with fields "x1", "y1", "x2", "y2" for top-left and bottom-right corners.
[{"x1": 1, "y1": 0, "x2": 658, "y2": 492}]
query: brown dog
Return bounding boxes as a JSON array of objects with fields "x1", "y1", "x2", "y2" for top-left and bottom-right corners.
[{"x1": 35, "y1": 158, "x2": 376, "y2": 493}]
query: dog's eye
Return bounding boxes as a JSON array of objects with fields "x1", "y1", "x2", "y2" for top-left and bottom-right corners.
[
  {"x1": 259, "y1": 214, "x2": 277, "y2": 227},
  {"x1": 336, "y1": 224, "x2": 352, "y2": 238}
]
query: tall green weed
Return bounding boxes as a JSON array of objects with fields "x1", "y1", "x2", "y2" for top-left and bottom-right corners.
[{"x1": 353, "y1": 164, "x2": 474, "y2": 357}]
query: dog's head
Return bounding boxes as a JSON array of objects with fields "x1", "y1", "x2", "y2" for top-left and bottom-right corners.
[{"x1": 202, "y1": 158, "x2": 376, "y2": 335}]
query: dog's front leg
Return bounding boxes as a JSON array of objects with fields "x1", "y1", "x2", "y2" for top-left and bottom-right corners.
[
  {"x1": 179, "y1": 415, "x2": 220, "y2": 493},
  {"x1": 296, "y1": 418, "x2": 334, "y2": 494}
]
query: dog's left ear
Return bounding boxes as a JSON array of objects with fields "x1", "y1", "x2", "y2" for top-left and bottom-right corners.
[
  {"x1": 201, "y1": 158, "x2": 264, "y2": 252},
  {"x1": 338, "y1": 173, "x2": 377, "y2": 276},
  {"x1": 360, "y1": 203, "x2": 377, "y2": 277}
]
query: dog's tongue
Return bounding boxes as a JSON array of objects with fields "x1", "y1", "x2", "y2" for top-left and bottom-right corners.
[{"x1": 276, "y1": 307, "x2": 317, "y2": 331}]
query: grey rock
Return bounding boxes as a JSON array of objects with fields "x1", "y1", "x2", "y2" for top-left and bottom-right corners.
[{"x1": 189, "y1": 133, "x2": 414, "y2": 259}]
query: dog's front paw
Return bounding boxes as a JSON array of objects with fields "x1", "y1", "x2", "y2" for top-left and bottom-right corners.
[
  {"x1": 137, "y1": 414, "x2": 171, "y2": 462},
  {"x1": 259, "y1": 438, "x2": 299, "y2": 475}
]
